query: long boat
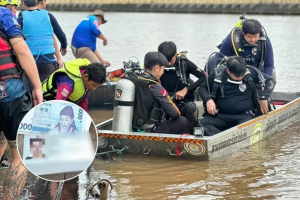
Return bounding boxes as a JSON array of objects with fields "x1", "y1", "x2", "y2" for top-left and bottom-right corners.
[{"x1": 96, "y1": 92, "x2": 300, "y2": 160}]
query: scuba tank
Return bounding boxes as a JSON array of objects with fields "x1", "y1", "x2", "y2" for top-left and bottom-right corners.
[
  {"x1": 112, "y1": 78, "x2": 135, "y2": 132},
  {"x1": 111, "y1": 58, "x2": 142, "y2": 132}
]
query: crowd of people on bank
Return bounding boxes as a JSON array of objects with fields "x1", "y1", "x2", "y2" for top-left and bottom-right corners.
[{"x1": 0, "y1": 0, "x2": 276, "y2": 198}]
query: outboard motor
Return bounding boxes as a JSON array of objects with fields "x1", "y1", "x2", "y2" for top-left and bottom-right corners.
[{"x1": 112, "y1": 78, "x2": 135, "y2": 132}]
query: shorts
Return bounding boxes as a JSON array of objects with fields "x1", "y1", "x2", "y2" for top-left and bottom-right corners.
[
  {"x1": 72, "y1": 47, "x2": 100, "y2": 63},
  {"x1": 37, "y1": 63, "x2": 59, "y2": 83},
  {"x1": 0, "y1": 91, "x2": 33, "y2": 141}
]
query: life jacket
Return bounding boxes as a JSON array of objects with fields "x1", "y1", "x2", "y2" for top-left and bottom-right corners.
[
  {"x1": 210, "y1": 66, "x2": 262, "y2": 116},
  {"x1": 230, "y1": 21, "x2": 267, "y2": 72},
  {"x1": 123, "y1": 72, "x2": 162, "y2": 129},
  {"x1": 0, "y1": 29, "x2": 21, "y2": 79},
  {"x1": 22, "y1": 9, "x2": 55, "y2": 56},
  {"x1": 42, "y1": 58, "x2": 91, "y2": 103}
]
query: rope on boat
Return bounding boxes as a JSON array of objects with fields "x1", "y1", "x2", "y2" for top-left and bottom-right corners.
[
  {"x1": 175, "y1": 133, "x2": 190, "y2": 156},
  {"x1": 89, "y1": 179, "x2": 113, "y2": 200}
]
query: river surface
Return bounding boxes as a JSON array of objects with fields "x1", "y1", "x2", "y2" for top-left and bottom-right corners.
[{"x1": 1, "y1": 12, "x2": 300, "y2": 200}]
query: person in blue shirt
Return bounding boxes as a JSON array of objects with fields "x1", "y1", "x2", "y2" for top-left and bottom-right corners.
[
  {"x1": 0, "y1": 6, "x2": 42, "y2": 199},
  {"x1": 216, "y1": 19, "x2": 274, "y2": 77},
  {"x1": 71, "y1": 10, "x2": 110, "y2": 66},
  {"x1": 17, "y1": 0, "x2": 63, "y2": 82}
]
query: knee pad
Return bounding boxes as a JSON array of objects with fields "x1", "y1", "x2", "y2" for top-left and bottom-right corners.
[{"x1": 185, "y1": 102, "x2": 199, "y2": 121}]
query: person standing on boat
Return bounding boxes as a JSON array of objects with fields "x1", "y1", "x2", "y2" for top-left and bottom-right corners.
[
  {"x1": 17, "y1": 0, "x2": 68, "y2": 57},
  {"x1": 216, "y1": 18, "x2": 274, "y2": 77},
  {"x1": 158, "y1": 41, "x2": 206, "y2": 134},
  {"x1": 0, "y1": 6, "x2": 43, "y2": 199},
  {"x1": 128, "y1": 52, "x2": 190, "y2": 134},
  {"x1": 196, "y1": 56, "x2": 276, "y2": 136},
  {"x1": 42, "y1": 58, "x2": 106, "y2": 111},
  {"x1": 71, "y1": 10, "x2": 110, "y2": 66},
  {"x1": 17, "y1": 0, "x2": 63, "y2": 82}
]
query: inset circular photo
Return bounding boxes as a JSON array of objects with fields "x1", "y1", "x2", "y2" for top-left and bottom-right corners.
[{"x1": 17, "y1": 100, "x2": 98, "y2": 181}]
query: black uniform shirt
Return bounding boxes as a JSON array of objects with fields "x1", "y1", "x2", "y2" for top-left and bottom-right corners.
[{"x1": 199, "y1": 68, "x2": 276, "y2": 115}]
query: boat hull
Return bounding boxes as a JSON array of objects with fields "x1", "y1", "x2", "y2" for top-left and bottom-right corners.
[{"x1": 96, "y1": 92, "x2": 300, "y2": 160}]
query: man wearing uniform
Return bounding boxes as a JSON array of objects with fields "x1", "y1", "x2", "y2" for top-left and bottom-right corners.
[
  {"x1": 196, "y1": 56, "x2": 276, "y2": 136},
  {"x1": 71, "y1": 10, "x2": 110, "y2": 66},
  {"x1": 42, "y1": 58, "x2": 106, "y2": 111},
  {"x1": 128, "y1": 52, "x2": 189, "y2": 134},
  {"x1": 0, "y1": 6, "x2": 42, "y2": 199},
  {"x1": 17, "y1": 0, "x2": 63, "y2": 82},
  {"x1": 216, "y1": 18, "x2": 274, "y2": 77},
  {"x1": 158, "y1": 41, "x2": 206, "y2": 134}
]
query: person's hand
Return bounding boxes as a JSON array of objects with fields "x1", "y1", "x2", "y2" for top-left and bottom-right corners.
[
  {"x1": 60, "y1": 48, "x2": 67, "y2": 56},
  {"x1": 102, "y1": 60, "x2": 111, "y2": 67},
  {"x1": 103, "y1": 39, "x2": 108, "y2": 46},
  {"x1": 32, "y1": 87, "x2": 43, "y2": 106},
  {"x1": 57, "y1": 58, "x2": 64, "y2": 69},
  {"x1": 260, "y1": 100, "x2": 269, "y2": 114},
  {"x1": 175, "y1": 87, "x2": 187, "y2": 100},
  {"x1": 206, "y1": 99, "x2": 217, "y2": 115}
]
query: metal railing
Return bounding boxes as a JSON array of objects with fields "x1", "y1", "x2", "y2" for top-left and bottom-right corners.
[{"x1": 46, "y1": 0, "x2": 299, "y2": 4}]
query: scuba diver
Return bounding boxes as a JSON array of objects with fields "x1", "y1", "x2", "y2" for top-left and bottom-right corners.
[
  {"x1": 158, "y1": 41, "x2": 206, "y2": 134},
  {"x1": 214, "y1": 15, "x2": 274, "y2": 77},
  {"x1": 196, "y1": 56, "x2": 276, "y2": 136},
  {"x1": 124, "y1": 52, "x2": 190, "y2": 134}
]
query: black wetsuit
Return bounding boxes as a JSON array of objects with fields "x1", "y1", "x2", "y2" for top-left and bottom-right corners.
[
  {"x1": 198, "y1": 67, "x2": 276, "y2": 136},
  {"x1": 160, "y1": 57, "x2": 206, "y2": 133}
]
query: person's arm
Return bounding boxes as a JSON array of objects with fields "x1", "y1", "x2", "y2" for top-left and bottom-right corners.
[
  {"x1": 250, "y1": 69, "x2": 276, "y2": 100},
  {"x1": 198, "y1": 72, "x2": 217, "y2": 115},
  {"x1": 250, "y1": 68, "x2": 276, "y2": 114},
  {"x1": 49, "y1": 13, "x2": 67, "y2": 56},
  {"x1": 150, "y1": 83, "x2": 180, "y2": 120},
  {"x1": 263, "y1": 36, "x2": 274, "y2": 76},
  {"x1": 98, "y1": 33, "x2": 107, "y2": 46},
  {"x1": 175, "y1": 59, "x2": 206, "y2": 100},
  {"x1": 55, "y1": 75, "x2": 74, "y2": 100},
  {"x1": 4, "y1": 11, "x2": 42, "y2": 105},
  {"x1": 186, "y1": 59, "x2": 207, "y2": 92},
  {"x1": 10, "y1": 38, "x2": 42, "y2": 106},
  {"x1": 53, "y1": 35, "x2": 63, "y2": 68},
  {"x1": 94, "y1": 49, "x2": 110, "y2": 66},
  {"x1": 78, "y1": 91, "x2": 90, "y2": 111}
]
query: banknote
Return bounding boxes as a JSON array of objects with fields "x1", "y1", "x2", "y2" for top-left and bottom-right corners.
[{"x1": 18, "y1": 100, "x2": 86, "y2": 135}]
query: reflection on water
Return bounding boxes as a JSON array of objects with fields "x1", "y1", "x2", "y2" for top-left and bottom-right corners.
[{"x1": 92, "y1": 118, "x2": 300, "y2": 199}]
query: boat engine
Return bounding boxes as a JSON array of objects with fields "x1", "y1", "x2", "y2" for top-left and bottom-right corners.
[{"x1": 112, "y1": 78, "x2": 135, "y2": 132}]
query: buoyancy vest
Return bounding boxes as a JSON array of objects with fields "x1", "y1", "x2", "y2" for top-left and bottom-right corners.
[
  {"x1": 123, "y1": 72, "x2": 162, "y2": 129},
  {"x1": 161, "y1": 52, "x2": 189, "y2": 97},
  {"x1": 230, "y1": 24, "x2": 267, "y2": 72},
  {"x1": 22, "y1": 9, "x2": 55, "y2": 56},
  {"x1": 0, "y1": 30, "x2": 20, "y2": 78},
  {"x1": 210, "y1": 66, "x2": 262, "y2": 116},
  {"x1": 42, "y1": 58, "x2": 91, "y2": 103}
]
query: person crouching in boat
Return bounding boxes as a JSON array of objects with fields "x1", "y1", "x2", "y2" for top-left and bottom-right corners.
[
  {"x1": 195, "y1": 56, "x2": 276, "y2": 136},
  {"x1": 128, "y1": 52, "x2": 189, "y2": 134},
  {"x1": 42, "y1": 58, "x2": 106, "y2": 111}
]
